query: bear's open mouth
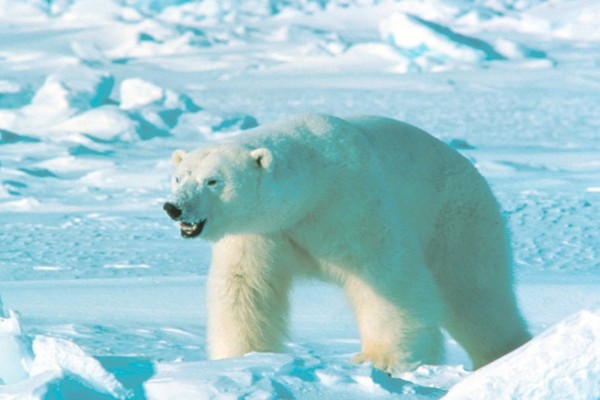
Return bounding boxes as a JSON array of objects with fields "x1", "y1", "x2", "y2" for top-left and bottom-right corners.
[{"x1": 179, "y1": 220, "x2": 206, "y2": 238}]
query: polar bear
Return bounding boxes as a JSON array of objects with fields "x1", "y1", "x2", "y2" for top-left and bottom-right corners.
[{"x1": 163, "y1": 114, "x2": 530, "y2": 373}]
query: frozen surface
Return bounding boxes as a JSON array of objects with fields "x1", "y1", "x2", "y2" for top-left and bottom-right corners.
[
  {"x1": 0, "y1": 0, "x2": 599, "y2": 398},
  {"x1": 445, "y1": 310, "x2": 600, "y2": 400},
  {"x1": 0, "y1": 303, "x2": 129, "y2": 399},
  {"x1": 0, "y1": 278, "x2": 599, "y2": 398}
]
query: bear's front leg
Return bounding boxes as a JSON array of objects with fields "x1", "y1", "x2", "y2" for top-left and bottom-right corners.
[
  {"x1": 206, "y1": 234, "x2": 294, "y2": 359},
  {"x1": 344, "y1": 266, "x2": 444, "y2": 374}
]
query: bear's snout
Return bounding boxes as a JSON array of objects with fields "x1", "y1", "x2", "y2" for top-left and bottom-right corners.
[{"x1": 163, "y1": 202, "x2": 182, "y2": 220}]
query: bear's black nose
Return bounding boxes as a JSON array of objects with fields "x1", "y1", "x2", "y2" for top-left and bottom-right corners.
[{"x1": 163, "y1": 202, "x2": 182, "y2": 220}]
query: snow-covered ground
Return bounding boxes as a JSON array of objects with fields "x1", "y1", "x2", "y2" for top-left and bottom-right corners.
[{"x1": 0, "y1": 0, "x2": 599, "y2": 398}]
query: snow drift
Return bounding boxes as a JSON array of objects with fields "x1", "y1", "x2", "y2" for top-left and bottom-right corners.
[{"x1": 445, "y1": 309, "x2": 600, "y2": 400}]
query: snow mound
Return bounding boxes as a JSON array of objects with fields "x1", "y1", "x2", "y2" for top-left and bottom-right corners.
[
  {"x1": 0, "y1": 60, "x2": 257, "y2": 209},
  {"x1": 173, "y1": 111, "x2": 259, "y2": 139},
  {"x1": 379, "y1": 12, "x2": 548, "y2": 72},
  {"x1": 56, "y1": 105, "x2": 135, "y2": 141},
  {"x1": 381, "y1": 13, "x2": 495, "y2": 72},
  {"x1": 444, "y1": 309, "x2": 600, "y2": 400},
  {"x1": 118, "y1": 77, "x2": 202, "y2": 139},
  {"x1": 0, "y1": 301, "x2": 130, "y2": 399},
  {"x1": 0, "y1": 66, "x2": 114, "y2": 137},
  {"x1": 21, "y1": 67, "x2": 114, "y2": 127},
  {"x1": 120, "y1": 78, "x2": 165, "y2": 111}
]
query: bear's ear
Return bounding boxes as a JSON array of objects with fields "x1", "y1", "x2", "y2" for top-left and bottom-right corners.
[
  {"x1": 172, "y1": 149, "x2": 186, "y2": 165},
  {"x1": 250, "y1": 148, "x2": 273, "y2": 170}
]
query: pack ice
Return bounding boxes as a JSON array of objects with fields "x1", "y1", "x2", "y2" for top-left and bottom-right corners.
[
  {"x1": 0, "y1": 300, "x2": 130, "y2": 399},
  {"x1": 0, "y1": 0, "x2": 599, "y2": 398}
]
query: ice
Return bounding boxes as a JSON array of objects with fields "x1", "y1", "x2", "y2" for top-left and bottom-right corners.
[
  {"x1": 381, "y1": 13, "x2": 486, "y2": 71},
  {"x1": 32, "y1": 266, "x2": 67, "y2": 272},
  {"x1": 0, "y1": 67, "x2": 115, "y2": 139},
  {"x1": 0, "y1": 0, "x2": 599, "y2": 397},
  {"x1": 35, "y1": 155, "x2": 114, "y2": 176},
  {"x1": 0, "y1": 308, "x2": 32, "y2": 385},
  {"x1": 144, "y1": 352, "x2": 436, "y2": 399},
  {"x1": 0, "y1": 130, "x2": 40, "y2": 144},
  {"x1": 211, "y1": 113, "x2": 259, "y2": 133},
  {"x1": 444, "y1": 310, "x2": 600, "y2": 400},
  {"x1": 529, "y1": 0, "x2": 600, "y2": 40},
  {"x1": 56, "y1": 106, "x2": 136, "y2": 141},
  {"x1": 20, "y1": 78, "x2": 73, "y2": 126},
  {"x1": 446, "y1": 138, "x2": 475, "y2": 150},
  {"x1": 21, "y1": 67, "x2": 113, "y2": 126},
  {"x1": 118, "y1": 78, "x2": 202, "y2": 139},
  {"x1": 30, "y1": 336, "x2": 130, "y2": 399},
  {"x1": 126, "y1": 0, "x2": 190, "y2": 13},
  {"x1": 493, "y1": 38, "x2": 546, "y2": 60},
  {"x1": 0, "y1": 198, "x2": 41, "y2": 211},
  {"x1": 103, "y1": 263, "x2": 151, "y2": 269},
  {"x1": 119, "y1": 79, "x2": 165, "y2": 111},
  {"x1": 0, "y1": 80, "x2": 31, "y2": 109},
  {"x1": 0, "y1": 185, "x2": 10, "y2": 199},
  {"x1": 0, "y1": 301, "x2": 130, "y2": 398},
  {"x1": 50, "y1": 66, "x2": 114, "y2": 110},
  {"x1": 379, "y1": 11, "x2": 549, "y2": 72}
]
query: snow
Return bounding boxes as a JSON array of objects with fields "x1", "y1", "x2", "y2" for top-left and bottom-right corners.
[
  {"x1": 0, "y1": 302, "x2": 129, "y2": 398},
  {"x1": 0, "y1": 0, "x2": 599, "y2": 398},
  {"x1": 0, "y1": 308, "x2": 31, "y2": 385},
  {"x1": 119, "y1": 79, "x2": 165, "y2": 111},
  {"x1": 445, "y1": 310, "x2": 600, "y2": 400},
  {"x1": 380, "y1": 13, "x2": 490, "y2": 72}
]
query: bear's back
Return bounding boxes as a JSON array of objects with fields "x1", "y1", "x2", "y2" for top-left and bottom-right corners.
[
  {"x1": 346, "y1": 115, "x2": 488, "y2": 245},
  {"x1": 346, "y1": 116, "x2": 469, "y2": 174}
]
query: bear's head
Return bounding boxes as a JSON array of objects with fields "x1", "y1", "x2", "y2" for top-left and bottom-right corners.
[{"x1": 163, "y1": 144, "x2": 275, "y2": 241}]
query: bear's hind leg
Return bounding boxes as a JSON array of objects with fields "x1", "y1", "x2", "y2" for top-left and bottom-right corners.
[
  {"x1": 207, "y1": 234, "x2": 298, "y2": 360},
  {"x1": 429, "y1": 198, "x2": 531, "y2": 369},
  {"x1": 344, "y1": 270, "x2": 444, "y2": 374},
  {"x1": 440, "y1": 280, "x2": 531, "y2": 369}
]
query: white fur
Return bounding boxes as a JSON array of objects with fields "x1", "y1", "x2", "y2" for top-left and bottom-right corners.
[{"x1": 168, "y1": 114, "x2": 530, "y2": 373}]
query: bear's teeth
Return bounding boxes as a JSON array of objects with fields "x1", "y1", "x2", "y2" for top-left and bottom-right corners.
[
  {"x1": 179, "y1": 220, "x2": 205, "y2": 238},
  {"x1": 182, "y1": 224, "x2": 196, "y2": 231}
]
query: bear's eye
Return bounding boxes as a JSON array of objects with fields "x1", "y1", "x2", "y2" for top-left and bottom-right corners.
[
  {"x1": 206, "y1": 178, "x2": 218, "y2": 186},
  {"x1": 174, "y1": 176, "x2": 181, "y2": 184}
]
